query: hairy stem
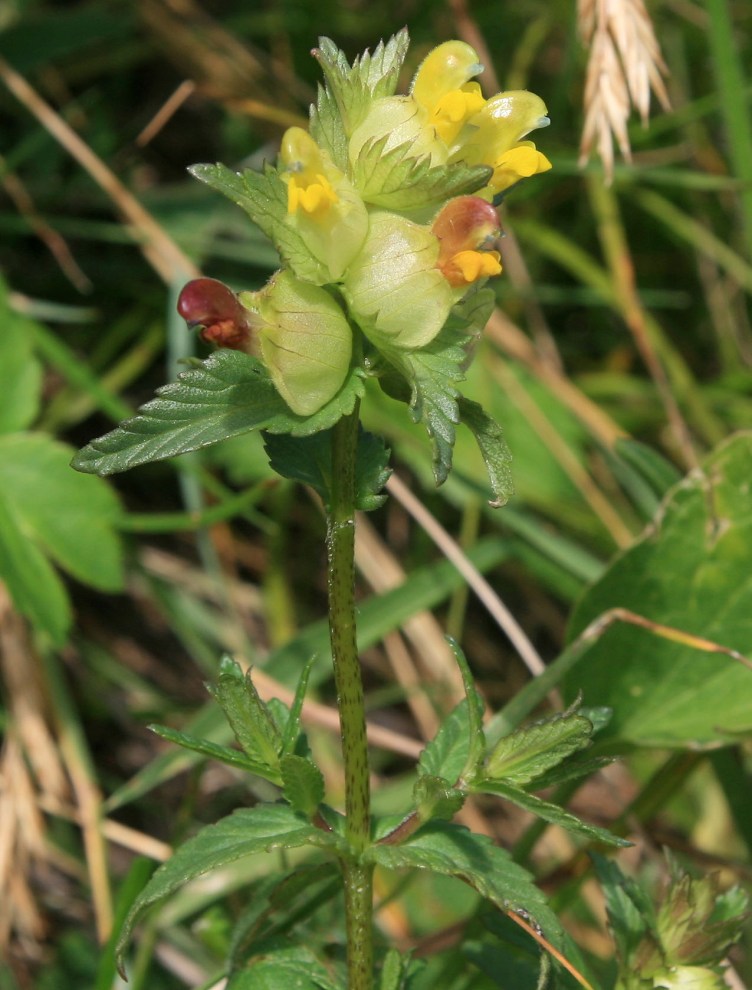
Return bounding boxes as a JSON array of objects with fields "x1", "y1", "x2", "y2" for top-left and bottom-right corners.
[{"x1": 326, "y1": 402, "x2": 373, "y2": 989}]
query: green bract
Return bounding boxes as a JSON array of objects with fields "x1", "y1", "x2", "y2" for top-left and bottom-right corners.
[
  {"x1": 343, "y1": 211, "x2": 454, "y2": 350},
  {"x1": 240, "y1": 272, "x2": 353, "y2": 417}
]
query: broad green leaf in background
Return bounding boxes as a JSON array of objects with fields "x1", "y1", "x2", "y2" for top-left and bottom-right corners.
[
  {"x1": 0, "y1": 433, "x2": 123, "y2": 643},
  {"x1": 0, "y1": 491, "x2": 71, "y2": 644},
  {"x1": 565, "y1": 431, "x2": 752, "y2": 748},
  {"x1": 0, "y1": 285, "x2": 43, "y2": 433},
  {"x1": 0, "y1": 434, "x2": 123, "y2": 591},
  {"x1": 116, "y1": 804, "x2": 344, "y2": 971}
]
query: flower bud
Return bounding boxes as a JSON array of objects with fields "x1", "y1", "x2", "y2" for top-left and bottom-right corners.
[
  {"x1": 343, "y1": 211, "x2": 454, "y2": 350},
  {"x1": 177, "y1": 278, "x2": 254, "y2": 350},
  {"x1": 240, "y1": 271, "x2": 352, "y2": 416},
  {"x1": 432, "y1": 196, "x2": 502, "y2": 287}
]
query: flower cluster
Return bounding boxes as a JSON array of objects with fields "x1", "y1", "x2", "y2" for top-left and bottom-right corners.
[{"x1": 178, "y1": 32, "x2": 550, "y2": 418}]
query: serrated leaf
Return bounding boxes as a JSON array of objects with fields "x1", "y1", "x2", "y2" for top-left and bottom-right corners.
[
  {"x1": 310, "y1": 83, "x2": 349, "y2": 171},
  {"x1": 314, "y1": 31, "x2": 410, "y2": 138},
  {"x1": 474, "y1": 778, "x2": 630, "y2": 847},
  {"x1": 0, "y1": 489, "x2": 71, "y2": 643},
  {"x1": 0, "y1": 284, "x2": 42, "y2": 433},
  {"x1": 566, "y1": 432, "x2": 752, "y2": 747},
  {"x1": 385, "y1": 329, "x2": 470, "y2": 486},
  {"x1": 228, "y1": 865, "x2": 340, "y2": 971},
  {"x1": 280, "y1": 755, "x2": 325, "y2": 816},
  {"x1": 0, "y1": 434, "x2": 123, "y2": 590},
  {"x1": 73, "y1": 350, "x2": 366, "y2": 476},
  {"x1": 264, "y1": 425, "x2": 391, "y2": 510},
  {"x1": 116, "y1": 804, "x2": 342, "y2": 972},
  {"x1": 457, "y1": 398, "x2": 514, "y2": 508},
  {"x1": 448, "y1": 638, "x2": 486, "y2": 778},
  {"x1": 591, "y1": 852, "x2": 657, "y2": 963},
  {"x1": 211, "y1": 658, "x2": 282, "y2": 776},
  {"x1": 148, "y1": 723, "x2": 273, "y2": 777},
  {"x1": 418, "y1": 700, "x2": 472, "y2": 784},
  {"x1": 485, "y1": 711, "x2": 594, "y2": 785},
  {"x1": 368, "y1": 820, "x2": 565, "y2": 951},
  {"x1": 353, "y1": 135, "x2": 492, "y2": 210},
  {"x1": 529, "y1": 753, "x2": 616, "y2": 791},
  {"x1": 189, "y1": 163, "x2": 329, "y2": 285},
  {"x1": 281, "y1": 654, "x2": 315, "y2": 756},
  {"x1": 376, "y1": 291, "x2": 495, "y2": 488},
  {"x1": 378, "y1": 948, "x2": 410, "y2": 990},
  {"x1": 228, "y1": 941, "x2": 341, "y2": 990}
]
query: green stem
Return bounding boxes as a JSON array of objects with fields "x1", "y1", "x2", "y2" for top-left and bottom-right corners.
[{"x1": 326, "y1": 402, "x2": 374, "y2": 990}]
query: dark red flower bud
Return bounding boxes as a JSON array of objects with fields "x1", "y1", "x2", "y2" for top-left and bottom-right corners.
[{"x1": 177, "y1": 278, "x2": 253, "y2": 351}]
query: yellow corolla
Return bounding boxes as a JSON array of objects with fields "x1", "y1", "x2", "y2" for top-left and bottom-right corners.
[
  {"x1": 279, "y1": 127, "x2": 368, "y2": 280},
  {"x1": 411, "y1": 41, "x2": 552, "y2": 195}
]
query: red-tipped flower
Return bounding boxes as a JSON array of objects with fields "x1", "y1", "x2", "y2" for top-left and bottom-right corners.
[
  {"x1": 432, "y1": 196, "x2": 503, "y2": 288},
  {"x1": 177, "y1": 278, "x2": 253, "y2": 351}
]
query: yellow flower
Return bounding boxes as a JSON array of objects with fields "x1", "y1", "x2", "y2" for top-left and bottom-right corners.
[
  {"x1": 411, "y1": 40, "x2": 552, "y2": 195},
  {"x1": 279, "y1": 127, "x2": 368, "y2": 280},
  {"x1": 432, "y1": 195, "x2": 503, "y2": 288}
]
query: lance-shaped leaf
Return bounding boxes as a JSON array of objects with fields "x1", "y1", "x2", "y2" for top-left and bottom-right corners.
[
  {"x1": 377, "y1": 949, "x2": 411, "y2": 990},
  {"x1": 280, "y1": 654, "x2": 316, "y2": 756},
  {"x1": 116, "y1": 803, "x2": 343, "y2": 974},
  {"x1": 368, "y1": 820, "x2": 565, "y2": 951},
  {"x1": 473, "y1": 778, "x2": 630, "y2": 847},
  {"x1": 72, "y1": 350, "x2": 365, "y2": 477},
  {"x1": 376, "y1": 289, "x2": 494, "y2": 487},
  {"x1": 417, "y1": 699, "x2": 472, "y2": 784},
  {"x1": 210, "y1": 657, "x2": 283, "y2": 776},
  {"x1": 148, "y1": 724, "x2": 279, "y2": 779},
  {"x1": 379, "y1": 323, "x2": 469, "y2": 486},
  {"x1": 457, "y1": 397, "x2": 514, "y2": 508},
  {"x1": 484, "y1": 708, "x2": 594, "y2": 785},
  {"x1": 280, "y1": 755, "x2": 325, "y2": 817}
]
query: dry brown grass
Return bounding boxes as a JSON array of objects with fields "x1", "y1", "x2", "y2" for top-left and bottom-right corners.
[{"x1": 578, "y1": 0, "x2": 671, "y2": 180}]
